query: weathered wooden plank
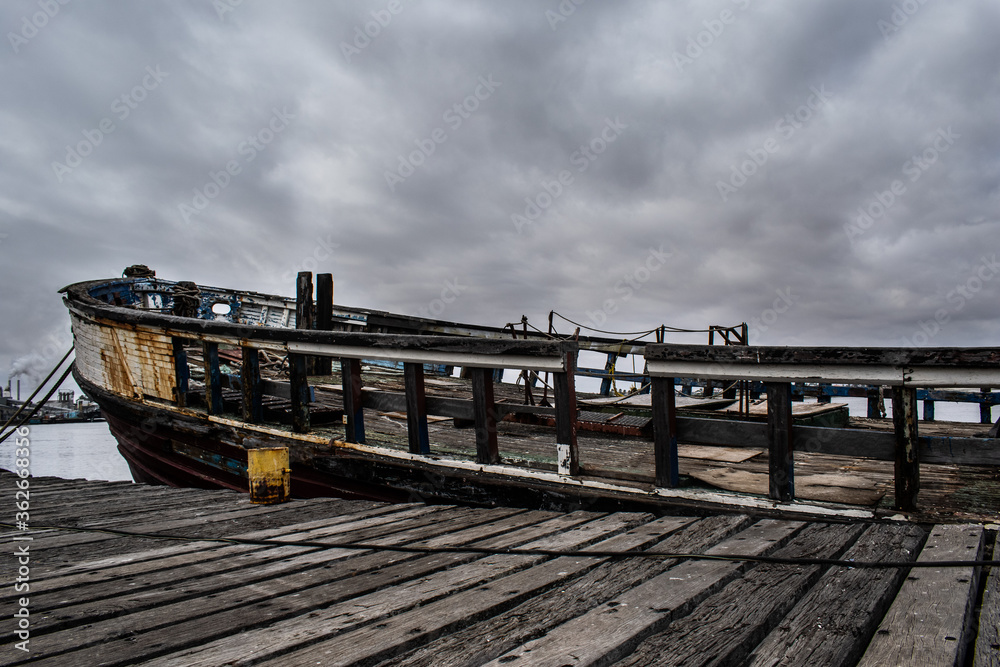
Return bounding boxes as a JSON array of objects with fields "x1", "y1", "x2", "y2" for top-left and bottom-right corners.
[
  {"x1": 21, "y1": 508, "x2": 521, "y2": 645},
  {"x1": 614, "y1": 522, "x2": 865, "y2": 667},
  {"x1": 21, "y1": 506, "x2": 458, "y2": 617},
  {"x1": 404, "y1": 362, "x2": 430, "y2": 454},
  {"x1": 19, "y1": 504, "x2": 425, "y2": 591},
  {"x1": 651, "y1": 376, "x2": 678, "y2": 487},
  {"x1": 57, "y1": 511, "x2": 615, "y2": 667},
  {"x1": 745, "y1": 522, "x2": 925, "y2": 667},
  {"x1": 767, "y1": 381, "x2": 794, "y2": 501},
  {"x1": 383, "y1": 514, "x2": 753, "y2": 667},
  {"x1": 341, "y1": 357, "x2": 365, "y2": 443},
  {"x1": 469, "y1": 366, "x2": 499, "y2": 464},
  {"x1": 893, "y1": 386, "x2": 920, "y2": 511},
  {"x1": 481, "y1": 520, "x2": 805, "y2": 666},
  {"x1": 553, "y1": 352, "x2": 579, "y2": 475},
  {"x1": 645, "y1": 343, "x2": 1000, "y2": 370},
  {"x1": 858, "y1": 524, "x2": 985, "y2": 667},
  {"x1": 202, "y1": 341, "x2": 222, "y2": 414},
  {"x1": 315, "y1": 272, "x2": 334, "y2": 376},
  {"x1": 288, "y1": 352, "x2": 310, "y2": 433},
  {"x1": 975, "y1": 531, "x2": 1000, "y2": 667},
  {"x1": 240, "y1": 346, "x2": 263, "y2": 423},
  {"x1": 273, "y1": 514, "x2": 695, "y2": 667},
  {"x1": 14, "y1": 500, "x2": 322, "y2": 552}
]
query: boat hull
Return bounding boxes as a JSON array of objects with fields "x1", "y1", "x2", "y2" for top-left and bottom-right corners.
[{"x1": 78, "y1": 371, "x2": 669, "y2": 514}]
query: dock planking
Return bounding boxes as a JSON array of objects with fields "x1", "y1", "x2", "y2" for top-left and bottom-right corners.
[{"x1": 3, "y1": 471, "x2": 997, "y2": 666}]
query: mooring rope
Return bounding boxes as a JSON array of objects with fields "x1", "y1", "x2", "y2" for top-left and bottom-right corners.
[{"x1": 0, "y1": 347, "x2": 75, "y2": 444}]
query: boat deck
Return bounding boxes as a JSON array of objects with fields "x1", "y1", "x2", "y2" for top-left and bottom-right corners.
[
  {"x1": 191, "y1": 363, "x2": 1000, "y2": 523},
  {"x1": 3, "y1": 471, "x2": 996, "y2": 666}
]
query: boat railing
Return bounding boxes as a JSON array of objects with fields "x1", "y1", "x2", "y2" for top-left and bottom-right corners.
[
  {"x1": 179, "y1": 332, "x2": 585, "y2": 475},
  {"x1": 644, "y1": 344, "x2": 1000, "y2": 510}
]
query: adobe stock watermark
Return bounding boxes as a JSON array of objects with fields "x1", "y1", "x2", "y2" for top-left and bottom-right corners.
[
  {"x1": 899, "y1": 254, "x2": 999, "y2": 348},
  {"x1": 51, "y1": 65, "x2": 169, "y2": 183},
  {"x1": 716, "y1": 85, "x2": 832, "y2": 202},
  {"x1": 384, "y1": 75, "x2": 501, "y2": 192},
  {"x1": 341, "y1": 0, "x2": 409, "y2": 63},
  {"x1": 585, "y1": 244, "x2": 673, "y2": 327},
  {"x1": 844, "y1": 126, "x2": 958, "y2": 244},
  {"x1": 178, "y1": 107, "x2": 295, "y2": 223},
  {"x1": 673, "y1": 0, "x2": 753, "y2": 72},
  {"x1": 8, "y1": 0, "x2": 70, "y2": 53},
  {"x1": 280, "y1": 234, "x2": 340, "y2": 284},
  {"x1": 511, "y1": 116, "x2": 628, "y2": 233},
  {"x1": 415, "y1": 278, "x2": 466, "y2": 319},
  {"x1": 747, "y1": 287, "x2": 797, "y2": 341},
  {"x1": 877, "y1": 0, "x2": 930, "y2": 41},
  {"x1": 213, "y1": 0, "x2": 243, "y2": 21},
  {"x1": 546, "y1": 0, "x2": 586, "y2": 31},
  {"x1": 11, "y1": 424, "x2": 32, "y2": 654}
]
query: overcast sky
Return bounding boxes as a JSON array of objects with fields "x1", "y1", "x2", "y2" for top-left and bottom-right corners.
[{"x1": 2, "y1": 0, "x2": 999, "y2": 393}]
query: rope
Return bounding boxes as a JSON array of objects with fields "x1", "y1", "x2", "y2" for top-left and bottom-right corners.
[
  {"x1": 0, "y1": 364, "x2": 75, "y2": 444},
  {"x1": 0, "y1": 347, "x2": 75, "y2": 437},
  {"x1": 2, "y1": 521, "x2": 996, "y2": 570},
  {"x1": 551, "y1": 311, "x2": 720, "y2": 336}
]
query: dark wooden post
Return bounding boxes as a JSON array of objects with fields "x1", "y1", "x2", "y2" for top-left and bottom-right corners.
[
  {"x1": 817, "y1": 384, "x2": 832, "y2": 404},
  {"x1": 980, "y1": 387, "x2": 992, "y2": 424},
  {"x1": 923, "y1": 398, "x2": 935, "y2": 422},
  {"x1": 315, "y1": 274, "x2": 334, "y2": 376},
  {"x1": 553, "y1": 352, "x2": 579, "y2": 475},
  {"x1": 404, "y1": 362, "x2": 430, "y2": 454},
  {"x1": 296, "y1": 271, "x2": 315, "y2": 374},
  {"x1": 241, "y1": 346, "x2": 263, "y2": 423},
  {"x1": 470, "y1": 367, "x2": 499, "y2": 464},
  {"x1": 203, "y1": 341, "x2": 223, "y2": 415},
  {"x1": 766, "y1": 382, "x2": 794, "y2": 501},
  {"x1": 651, "y1": 376, "x2": 679, "y2": 487},
  {"x1": 892, "y1": 386, "x2": 919, "y2": 511},
  {"x1": 172, "y1": 338, "x2": 189, "y2": 407},
  {"x1": 341, "y1": 357, "x2": 365, "y2": 443},
  {"x1": 288, "y1": 353, "x2": 310, "y2": 433},
  {"x1": 867, "y1": 386, "x2": 883, "y2": 418}
]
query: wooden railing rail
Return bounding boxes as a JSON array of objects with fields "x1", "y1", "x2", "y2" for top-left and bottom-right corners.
[
  {"x1": 645, "y1": 344, "x2": 1000, "y2": 510},
  {"x1": 173, "y1": 329, "x2": 581, "y2": 474}
]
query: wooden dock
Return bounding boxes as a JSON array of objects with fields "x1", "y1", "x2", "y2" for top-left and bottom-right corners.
[{"x1": 3, "y1": 471, "x2": 998, "y2": 666}]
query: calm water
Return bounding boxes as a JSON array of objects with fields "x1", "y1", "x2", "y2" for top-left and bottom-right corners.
[{"x1": 0, "y1": 421, "x2": 133, "y2": 482}]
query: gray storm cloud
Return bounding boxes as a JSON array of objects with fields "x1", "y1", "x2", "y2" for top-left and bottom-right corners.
[{"x1": 1, "y1": 0, "x2": 999, "y2": 382}]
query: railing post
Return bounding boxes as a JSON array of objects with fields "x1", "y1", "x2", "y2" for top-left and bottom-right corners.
[
  {"x1": 404, "y1": 362, "x2": 430, "y2": 455},
  {"x1": 553, "y1": 351, "x2": 579, "y2": 475},
  {"x1": 766, "y1": 382, "x2": 794, "y2": 501},
  {"x1": 867, "y1": 386, "x2": 883, "y2": 418},
  {"x1": 341, "y1": 357, "x2": 365, "y2": 443},
  {"x1": 288, "y1": 353, "x2": 310, "y2": 433},
  {"x1": 923, "y1": 398, "x2": 935, "y2": 422},
  {"x1": 203, "y1": 341, "x2": 223, "y2": 415},
  {"x1": 892, "y1": 386, "x2": 919, "y2": 511},
  {"x1": 315, "y1": 273, "x2": 334, "y2": 376},
  {"x1": 470, "y1": 367, "x2": 499, "y2": 464},
  {"x1": 296, "y1": 271, "x2": 315, "y2": 374},
  {"x1": 172, "y1": 338, "x2": 189, "y2": 408},
  {"x1": 241, "y1": 346, "x2": 263, "y2": 423},
  {"x1": 817, "y1": 384, "x2": 832, "y2": 403},
  {"x1": 980, "y1": 387, "x2": 992, "y2": 424},
  {"x1": 651, "y1": 376, "x2": 679, "y2": 487}
]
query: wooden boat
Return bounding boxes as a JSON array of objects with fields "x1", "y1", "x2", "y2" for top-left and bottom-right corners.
[{"x1": 61, "y1": 271, "x2": 1000, "y2": 521}]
